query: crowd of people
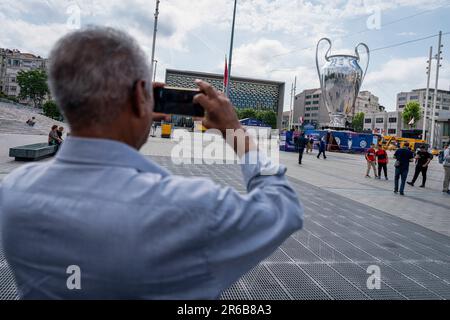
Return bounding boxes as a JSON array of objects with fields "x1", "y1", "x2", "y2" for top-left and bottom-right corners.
[
  {"x1": 293, "y1": 130, "x2": 450, "y2": 196},
  {"x1": 295, "y1": 133, "x2": 327, "y2": 165},
  {"x1": 365, "y1": 142, "x2": 450, "y2": 196}
]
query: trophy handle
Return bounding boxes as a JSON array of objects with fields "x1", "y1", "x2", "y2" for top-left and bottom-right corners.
[
  {"x1": 355, "y1": 43, "x2": 370, "y2": 83},
  {"x1": 316, "y1": 38, "x2": 332, "y2": 93}
]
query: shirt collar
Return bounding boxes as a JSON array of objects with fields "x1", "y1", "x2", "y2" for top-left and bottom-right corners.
[{"x1": 55, "y1": 136, "x2": 171, "y2": 177}]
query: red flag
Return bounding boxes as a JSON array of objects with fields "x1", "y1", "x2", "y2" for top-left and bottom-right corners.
[{"x1": 223, "y1": 55, "x2": 228, "y2": 92}]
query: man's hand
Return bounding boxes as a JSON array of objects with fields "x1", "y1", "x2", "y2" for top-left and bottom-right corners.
[
  {"x1": 193, "y1": 80, "x2": 242, "y2": 135},
  {"x1": 193, "y1": 79, "x2": 257, "y2": 157}
]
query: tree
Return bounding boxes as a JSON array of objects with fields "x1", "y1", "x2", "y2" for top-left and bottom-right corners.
[
  {"x1": 235, "y1": 108, "x2": 278, "y2": 129},
  {"x1": 256, "y1": 110, "x2": 277, "y2": 129},
  {"x1": 43, "y1": 100, "x2": 61, "y2": 120},
  {"x1": 236, "y1": 108, "x2": 257, "y2": 120},
  {"x1": 16, "y1": 69, "x2": 49, "y2": 108},
  {"x1": 352, "y1": 112, "x2": 365, "y2": 132},
  {"x1": 402, "y1": 101, "x2": 422, "y2": 129}
]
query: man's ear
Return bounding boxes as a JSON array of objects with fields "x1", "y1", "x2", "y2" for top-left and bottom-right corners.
[{"x1": 131, "y1": 80, "x2": 151, "y2": 118}]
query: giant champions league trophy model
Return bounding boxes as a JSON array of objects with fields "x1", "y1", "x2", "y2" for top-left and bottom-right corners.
[{"x1": 316, "y1": 38, "x2": 370, "y2": 129}]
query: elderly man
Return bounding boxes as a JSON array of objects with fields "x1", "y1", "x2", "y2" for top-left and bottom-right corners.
[{"x1": 0, "y1": 27, "x2": 303, "y2": 300}]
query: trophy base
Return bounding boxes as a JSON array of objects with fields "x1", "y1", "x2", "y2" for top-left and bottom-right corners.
[{"x1": 329, "y1": 114, "x2": 347, "y2": 128}]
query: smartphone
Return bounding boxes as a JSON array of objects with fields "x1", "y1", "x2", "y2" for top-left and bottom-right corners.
[{"x1": 153, "y1": 87, "x2": 205, "y2": 117}]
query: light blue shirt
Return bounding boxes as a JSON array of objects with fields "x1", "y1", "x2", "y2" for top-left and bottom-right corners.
[{"x1": 0, "y1": 137, "x2": 303, "y2": 300}]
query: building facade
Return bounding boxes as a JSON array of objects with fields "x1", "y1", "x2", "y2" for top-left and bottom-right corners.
[
  {"x1": 363, "y1": 110, "x2": 450, "y2": 148},
  {"x1": 0, "y1": 48, "x2": 48, "y2": 99},
  {"x1": 281, "y1": 111, "x2": 291, "y2": 129},
  {"x1": 293, "y1": 88, "x2": 326, "y2": 127},
  {"x1": 293, "y1": 88, "x2": 380, "y2": 128},
  {"x1": 354, "y1": 91, "x2": 380, "y2": 115},
  {"x1": 165, "y1": 69, "x2": 285, "y2": 128},
  {"x1": 363, "y1": 111, "x2": 402, "y2": 136},
  {"x1": 396, "y1": 88, "x2": 450, "y2": 147}
]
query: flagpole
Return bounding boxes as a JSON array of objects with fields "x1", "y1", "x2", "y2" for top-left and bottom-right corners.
[
  {"x1": 151, "y1": 0, "x2": 160, "y2": 81},
  {"x1": 223, "y1": 55, "x2": 228, "y2": 92},
  {"x1": 226, "y1": 0, "x2": 237, "y2": 98}
]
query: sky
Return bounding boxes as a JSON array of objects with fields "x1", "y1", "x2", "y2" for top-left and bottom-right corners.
[{"x1": 1, "y1": 0, "x2": 450, "y2": 111}]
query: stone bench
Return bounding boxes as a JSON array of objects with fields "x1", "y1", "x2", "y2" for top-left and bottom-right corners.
[{"x1": 9, "y1": 143, "x2": 58, "y2": 161}]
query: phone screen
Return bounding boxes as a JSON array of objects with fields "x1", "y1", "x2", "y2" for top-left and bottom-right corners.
[{"x1": 153, "y1": 87, "x2": 205, "y2": 117}]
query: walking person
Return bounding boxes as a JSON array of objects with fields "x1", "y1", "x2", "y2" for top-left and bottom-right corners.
[
  {"x1": 297, "y1": 133, "x2": 308, "y2": 165},
  {"x1": 394, "y1": 142, "x2": 415, "y2": 196},
  {"x1": 306, "y1": 136, "x2": 313, "y2": 154},
  {"x1": 443, "y1": 145, "x2": 450, "y2": 194},
  {"x1": 376, "y1": 145, "x2": 389, "y2": 180},
  {"x1": 407, "y1": 145, "x2": 433, "y2": 188},
  {"x1": 365, "y1": 144, "x2": 378, "y2": 178},
  {"x1": 317, "y1": 138, "x2": 327, "y2": 160}
]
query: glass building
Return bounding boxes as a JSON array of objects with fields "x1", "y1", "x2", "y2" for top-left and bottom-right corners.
[{"x1": 165, "y1": 69, "x2": 285, "y2": 128}]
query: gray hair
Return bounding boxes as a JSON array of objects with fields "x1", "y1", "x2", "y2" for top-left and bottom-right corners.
[{"x1": 48, "y1": 26, "x2": 152, "y2": 130}]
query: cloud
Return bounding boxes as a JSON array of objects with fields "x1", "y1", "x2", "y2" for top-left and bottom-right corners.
[
  {"x1": 396, "y1": 32, "x2": 418, "y2": 36},
  {"x1": 0, "y1": 0, "x2": 448, "y2": 111},
  {"x1": 365, "y1": 57, "x2": 450, "y2": 110}
]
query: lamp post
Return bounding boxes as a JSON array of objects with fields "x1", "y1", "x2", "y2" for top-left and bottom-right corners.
[
  {"x1": 422, "y1": 47, "x2": 433, "y2": 142},
  {"x1": 153, "y1": 59, "x2": 158, "y2": 82},
  {"x1": 150, "y1": 0, "x2": 160, "y2": 80},
  {"x1": 430, "y1": 31, "x2": 443, "y2": 149},
  {"x1": 226, "y1": 0, "x2": 237, "y2": 98}
]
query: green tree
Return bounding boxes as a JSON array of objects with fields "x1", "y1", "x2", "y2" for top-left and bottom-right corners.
[
  {"x1": 235, "y1": 108, "x2": 278, "y2": 129},
  {"x1": 352, "y1": 112, "x2": 365, "y2": 132},
  {"x1": 255, "y1": 110, "x2": 277, "y2": 129},
  {"x1": 402, "y1": 101, "x2": 422, "y2": 128},
  {"x1": 43, "y1": 100, "x2": 61, "y2": 120},
  {"x1": 236, "y1": 108, "x2": 257, "y2": 120},
  {"x1": 16, "y1": 69, "x2": 49, "y2": 108}
]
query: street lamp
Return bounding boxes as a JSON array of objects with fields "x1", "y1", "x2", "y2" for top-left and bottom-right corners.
[
  {"x1": 151, "y1": 0, "x2": 160, "y2": 80},
  {"x1": 153, "y1": 59, "x2": 158, "y2": 82}
]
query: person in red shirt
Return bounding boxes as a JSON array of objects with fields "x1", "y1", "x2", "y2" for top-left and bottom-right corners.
[
  {"x1": 365, "y1": 144, "x2": 378, "y2": 178},
  {"x1": 376, "y1": 145, "x2": 389, "y2": 180}
]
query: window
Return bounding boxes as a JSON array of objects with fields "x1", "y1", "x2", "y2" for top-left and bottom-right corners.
[
  {"x1": 389, "y1": 118, "x2": 397, "y2": 123},
  {"x1": 305, "y1": 113, "x2": 310, "y2": 118},
  {"x1": 313, "y1": 101, "x2": 319, "y2": 105},
  {"x1": 10, "y1": 86, "x2": 17, "y2": 92},
  {"x1": 311, "y1": 107, "x2": 319, "y2": 111},
  {"x1": 305, "y1": 101, "x2": 311, "y2": 105},
  {"x1": 410, "y1": 96, "x2": 419, "y2": 101},
  {"x1": 398, "y1": 97, "x2": 406, "y2": 101},
  {"x1": 306, "y1": 107, "x2": 311, "y2": 111},
  {"x1": 376, "y1": 118, "x2": 384, "y2": 124},
  {"x1": 365, "y1": 119, "x2": 372, "y2": 124},
  {"x1": 443, "y1": 106, "x2": 449, "y2": 110},
  {"x1": 399, "y1": 105, "x2": 405, "y2": 109},
  {"x1": 305, "y1": 95, "x2": 312, "y2": 99},
  {"x1": 313, "y1": 94, "x2": 320, "y2": 99},
  {"x1": 311, "y1": 113, "x2": 318, "y2": 118},
  {"x1": 388, "y1": 129, "x2": 397, "y2": 135}
]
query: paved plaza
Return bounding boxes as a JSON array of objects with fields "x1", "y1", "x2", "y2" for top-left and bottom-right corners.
[{"x1": 0, "y1": 133, "x2": 449, "y2": 300}]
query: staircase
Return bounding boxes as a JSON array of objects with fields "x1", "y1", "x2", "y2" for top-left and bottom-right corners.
[{"x1": 0, "y1": 101, "x2": 68, "y2": 136}]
